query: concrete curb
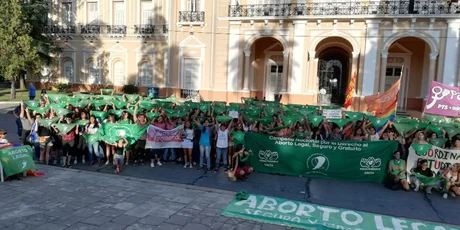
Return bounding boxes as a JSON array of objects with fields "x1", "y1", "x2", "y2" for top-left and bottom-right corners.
[
  {"x1": 38, "y1": 164, "x2": 237, "y2": 196},
  {"x1": 0, "y1": 101, "x2": 20, "y2": 105}
]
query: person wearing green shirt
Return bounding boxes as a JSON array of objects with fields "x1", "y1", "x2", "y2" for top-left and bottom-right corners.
[{"x1": 388, "y1": 151, "x2": 410, "y2": 191}]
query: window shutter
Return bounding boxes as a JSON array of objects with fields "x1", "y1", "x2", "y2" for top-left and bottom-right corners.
[
  {"x1": 114, "y1": 62, "x2": 124, "y2": 85},
  {"x1": 88, "y1": 2, "x2": 98, "y2": 24},
  {"x1": 62, "y1": 2, "x2": 74, "y2": 25},
  {"x1": 113, "y1": 1, "x2": 125, "y2": 25},
  {"x1": 141, "y1": 2, "x2": 153, "y2": 25},
  {"x1": 64, "y1": 61, "x2": 73, "y2": 83},
  {"x1": 183, "y1": 59, "x2": 201, "y2": 90}
]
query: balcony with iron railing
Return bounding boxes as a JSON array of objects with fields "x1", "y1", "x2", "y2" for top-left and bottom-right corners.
[
  {"x1": 228, "y1": 1, "x2": 460, "y2": 17},
  {"x1": 106, "y1": 25, "x2": 127, "y2": 34},
  {"x1": 80, "y1": 25, "x2": 101, "y2": 34},
  {"x1": 179, "y1": 11, "x2": 205, "y2": 23},
  {"x1": 44, "y1": 25, "x2": 76, "y2": 34}
]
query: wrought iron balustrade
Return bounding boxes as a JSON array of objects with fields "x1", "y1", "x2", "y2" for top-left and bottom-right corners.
[
  {"x1": 179, "y1": 11, "x2": 205, "y2": 22},
  {"x1": 80, "y1": 25, "x2": 101, "y2": 34},
  {"x1": 134, "y1": 24, "x2": 155, "y2": 34},
  {"x1": 106, "y1": 25, "x2": 127, "y2": 34},
  {"x1": 44, "y1": 25, "x2": 76, "y2": 34},
  {"x1": 228, "y1": 1, "x2": 460, "y2": 17}
]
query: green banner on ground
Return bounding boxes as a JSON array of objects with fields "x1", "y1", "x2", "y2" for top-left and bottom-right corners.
[
  {"x1": 222, "y1": 194, "x2": 460, "y2": 230},
  {"x1": 246, "y1": 133, "x2": 397, "y2": 183},
  {"x1": 0, "y1": 146, "x2": 36, "y2": 177}
]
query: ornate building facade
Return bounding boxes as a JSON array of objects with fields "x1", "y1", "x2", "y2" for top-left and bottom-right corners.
[{"x1": 34, "y1": 0, "x2": 460, "y2": 112}]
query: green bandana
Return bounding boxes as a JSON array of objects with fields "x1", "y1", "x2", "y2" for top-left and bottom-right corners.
[
  {"x1": 345, "y1": 111, "x2": 365, "y2": 121},
  {"x1": 110, "y1": 110, "x2": 124, "y2": 118},
  {"x1": 411, "y1": 144, "x2": 432, "y2": 156},
  {"x1": 49, "y1": 103, "x2": 67, "y2": 111},
  {"x1": 244, "y1": 106, "x2": 262, "y2": 116},
  {"x1": 91, "y1": 111, "x2": 109, "y2": 121},
  {"x1": 125, "y1": 94, "x2": 140, "y2": 102},
  {"x1": 427, "y1": 125, "x2": 443, "y2": 136},
  {"x1": 25, "y1": 100, "x2": 40, "y2": 107},
  {"x1": 429, "y1": 138, "x2": 447, "y2": 147},
  {"x1": 308, "y1": 114, "x2": 324, "y2": 127},
  {"x1": 83, "y1": 133, "x2": 101, "y2": 144},
  {"x1": 74, "y1": 120, "x2": 89, "y2": 126},
  {"x1": 40, "y1": 117, "x2": 59, "y2": 128},
  {"x1": 366, "y1": 116, "x2": 389, "y2": 129},
  {"x1": 242, "y1": 113, "x2": 256, "y2": 123},
  {"x1": 257, "y1": 117, "x2": 274, "y2": 125},
  {"x1": 53, "y1": 108, "x2": 71, "y2": 117},
  {"x1": 328, "y1": 118, "x2": 352, "y2": 128},
  {"x1": 54, "y1": 123, "x2": 76, "y2": 135},
  {"x1": 392, "y1": 123, "x2": 415, "y2": 136},
  {"x1": 216, "y1": 116, "x2": 233, "y2": 123},
  {"x1": 231, "y1": 131, "x2": 245, "y2": 147},
  {"x1": 236, "y1": 190, "x2": 249, "y2": 200},
  {"x1": 28, "y1": 106, "x2": 49, "y2": 115},
  {"x1": 74, "y1": 93, "x2": 92, "y2": 100},
  {"x1": 146, "y1": 112, "x2": 160, "y2": 121},
  {"x1": 213, "y1": 106, "x2": 227, "y2": 115},
  {"x1": 424, "y1": 114, "x2": 445, "y2": 123},
  {"x1": 47, "y1": 94, "x2": 67, "y2": 102}
]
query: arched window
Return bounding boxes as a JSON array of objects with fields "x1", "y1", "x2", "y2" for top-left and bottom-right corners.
[
  {"x1": 87, "y1": 60, "x2": 100, "y2": 84},
  {"x1": 63, "y1": 60, "x2": 73, "y2": 83},
  {"x1": 140, "y1": 62, "x2": 152, "y2": 86},
  {"x1": 113, "y1": 61, "x2": 125, "y2": 86}
]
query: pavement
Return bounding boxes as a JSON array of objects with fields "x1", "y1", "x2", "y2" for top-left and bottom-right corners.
[
  {"x1": 1, "y1": 106, "x2": 460, "y2": 229},
  {"x1": 0, "y1": 165, "x2": 297, "y2": 230}
]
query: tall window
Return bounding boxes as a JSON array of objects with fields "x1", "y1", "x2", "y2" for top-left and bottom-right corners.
[
  {"x1": 141, "y1": 1, "x2": 154, "y2": 25},
  {"x1": 87, "y1": 2, "x2": 99, "y2": 24},
  {"x1": 62, "y1": 2, "x2": 74, "y2": 25},
  {"x1": 64, "y1": 60, "x2": 73, "y2": 83},
  {"x1": 182, "y1": 58, "x2": 200, "y2": 90},
  {"x1": 186, "y1": 0, "x2": 201, "y2": 11},
  {"x1": 113, "y1": 61, "x2": 125, "y2": 85},
  {"x1": 140, "y1": 63, "x2": 152, "y2": 86},
  {"x1": 87, "y1": 60, "x2": 100, "y2": 84},
  {"x1": 113, "y1": 1, "x2": 125, "y2": 25}
]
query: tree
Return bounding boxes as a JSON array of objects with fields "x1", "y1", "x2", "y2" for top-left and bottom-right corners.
[
  {"x1": 20, "y1": 0, "x2": 61, "y2": 89},
  {"x1": 0, "y1": 0, "x2": 40, "y2": 99}
]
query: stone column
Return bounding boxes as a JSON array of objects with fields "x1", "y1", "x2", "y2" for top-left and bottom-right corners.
[
  {"x1": 290, "y1": 20, "x2": 307, "y2": 93},
  {"x1": 350, "y1": 51, "x2": 360, "y2": 93},
  {"x1": 428, "y1": 52, "x2": 438, "y2": 84},
  {"x1": 227, "y1": 21, "x2": 241, "y2": 91},
  {"x1": 379, "y1": 51, "x2": 389, "y2": 94},
  {"x1": 442, "y1": 19, "x2": 460, "y2": 86},
  {"x1": 362, "y1": 19, "x2": 382, "y2": 96},
  {"x1": 282, "y1": 51, "x2": 289, "y2": 91},
  {"x1": 243, "y1": 49, "x2": 251, "y2": 90},
  {"x1": 307, "y1": 51, "x2": 316, "y2": 92}
]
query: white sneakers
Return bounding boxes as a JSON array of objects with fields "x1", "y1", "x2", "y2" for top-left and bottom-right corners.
[
  {"x1": 157, "y1": 161, "x2": 162, "y2": 166},
  {"x1": 82, "y1": 159, "x2": 86, "y2": 164},
  {"x1": 150, "y1": 163, "x2": 155, "y2": 168}
]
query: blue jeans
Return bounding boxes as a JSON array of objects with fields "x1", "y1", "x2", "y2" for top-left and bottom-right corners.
[
  {"x1": 15, "y1": 118, "x2": 22, "y2": 137},
  {"x1": 215, "y1": 147, "x2": 228, "y2": 170},
  {"x1": 88, "y1": 142, "x2": 102, "y2": 163},
  {"x1": 33, "y1": 142, "x2": 40, "y2": 160},
  {"x1": 199, "y1": 145, "x2": 211, "y2": 169},
  {"x1": 163, "y1": 148, "x2": 175, "y2": 161}
]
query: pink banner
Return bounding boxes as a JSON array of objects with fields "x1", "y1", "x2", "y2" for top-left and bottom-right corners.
[{"x1": 425, "y1": 81, "x2": 460, "y2": 117}]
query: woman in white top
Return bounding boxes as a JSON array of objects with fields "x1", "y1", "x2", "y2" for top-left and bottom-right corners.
[
  {"x1": 85, "y1": 115, "x2": 102, "y2": 166},
  {"x1": 214, "y1": 119, "x2": 234, "y2": 173},
  {"x1": 181, "y1": 120, "x2": 194, "y2": 168},
  {"x1": 441, "y1": 163, "x2": 460, "y2": 199}
]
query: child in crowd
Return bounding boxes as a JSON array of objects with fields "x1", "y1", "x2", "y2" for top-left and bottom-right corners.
[
  {"x1": 113, "y1": 137, "x2": 128, "y2": 174},
  {"x1": 0, "y1": 130, "x2": 8, "y2": 144}
]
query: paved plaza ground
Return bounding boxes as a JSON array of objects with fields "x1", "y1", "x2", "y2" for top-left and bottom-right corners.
[{"x1": 1, "y1": 103, "x2": 460, "y2": 229}]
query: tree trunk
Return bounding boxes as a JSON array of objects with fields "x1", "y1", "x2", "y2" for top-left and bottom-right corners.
[
  {"x1": 19, "y1": 74, "x2": 25, "y2": 90},
  {"x1": 10, "y1": 77, "x2": 16, "y2": 99}
]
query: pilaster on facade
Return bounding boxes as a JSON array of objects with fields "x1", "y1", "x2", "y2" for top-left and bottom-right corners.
[
  {"x1": 442, "y1": 19, "x2": 460, "y2": 86},
  {"x1": 362, "y1": 19, "x2": 382, "y2": 96},
  {"x1": 291, "y1": 20, "x2": 307, "y2": 94},
  {"x1": 227, "y1": 21, "x2": 241, "y2": 92}
]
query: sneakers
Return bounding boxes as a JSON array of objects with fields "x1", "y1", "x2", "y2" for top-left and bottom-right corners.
[
  {"x1": 73, "y1": 160, "x2": 77, "y2": 165},
  {"x1": 82, "y1": 159, "x2": 86, "y2": 164},
  {"x1": 157, "y1": 161, "x2": 162, "y2": 166},
  {"x1": 184, "y1": 163, "x2": 188, "y2": 168},
  {"x1": 450, "y1": 192, "x2": 456, "y2": 198},
  {"x1": 105, "y1": 161, "x2": 109, "y2": 165},
  {"x1": 414, "y1": 184, "x2": 420, "y2": 192},
  {"x1": 443, "y1": 193, "x2": 448, "y2": 199},
  {"x1": 189, "y1": 164, "x2": 193, "y2": 169},
  {"x1": 150, "y1": 163, "x2": 155, "y2": 168}
]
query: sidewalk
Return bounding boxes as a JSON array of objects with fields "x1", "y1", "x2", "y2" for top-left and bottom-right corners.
[{"x1": 0, "y1": 166, "x2": 297, "y2": 230}]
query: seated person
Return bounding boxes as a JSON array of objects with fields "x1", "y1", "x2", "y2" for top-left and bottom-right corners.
[
  {"x1": 231, "y1": 144, "x2": 253, "y2": 181},
  {"x1": 410, "y1": 159, "x2": 440, "y2": 193}
]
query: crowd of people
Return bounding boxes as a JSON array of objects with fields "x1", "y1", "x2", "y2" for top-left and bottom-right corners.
[{"x1": 4, "y1": 90, "x2": 460, "y2": 196}]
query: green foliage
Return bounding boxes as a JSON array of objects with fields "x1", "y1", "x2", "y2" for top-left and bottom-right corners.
[
  {"x1": 55, "y1": 83, "x2": 71, "y2": 92},
  {"x1": 0, "y1": 0, "x2": 40, "y2": 81},
  {"x1": 122, "y1": 84, "x2": 139, "y2": 94}
]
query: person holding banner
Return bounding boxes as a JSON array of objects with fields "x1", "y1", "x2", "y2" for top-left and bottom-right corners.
[
  {"x1": 441, "y1": 163, "x2": 460, "y2": 199},
  {"x1": 113, "y1": 138, "x2": 128, "y2": 174},
  {"x1": 387, "y1": 151, "x2": 410, "y2": 191},
  {"x1": 214, "y1": 119, "x2": 234, "y2": 173},
  {"x1": 193, "y1": 117, "x2": 214, "y2": 171},
  {"x1": 52, "y1": 115, "x2": 79, "y2": 167},
  {"x1": 85, "y1": 115, "x2": 102, "y2": 166}
]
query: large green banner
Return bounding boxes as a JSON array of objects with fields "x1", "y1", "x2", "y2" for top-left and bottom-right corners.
[
  {"x1": 0, "y1": 146, "x2": 36, "y2": 177},
  {"x1": 246, "y1": 133, "x2": 397, "y2": 183},
  {"x1": 222, "y1": 194, "x2": 460, "y2": 230}
]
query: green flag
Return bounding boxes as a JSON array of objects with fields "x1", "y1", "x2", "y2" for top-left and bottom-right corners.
[
  {"x1": 53, "y1": 108, "x2": 71, "y2": 117},
  {"x1": 392, "y1": 123, "x2": 415, "y2": 135},
  {"x1": 0, "y1": 145, "x2": 36, "y2": 177},
  {"x1": 40, "y1": 117, "x2": 59, "y2": 128},
  {"x1": 298, "y1": 107, "x2": 317, "y2": 116},
  {"x1": 427, "y1": 125, "x2": 443, "y2": 136},
  {"x1": 49, "y1": 103, "x2": 67, "y2": 110},
  {"x1": 97, "y1": 95, "x2": 114, "y2": 101},
  {"x1": 366, "y1": 116, "x2": 389, "y2": 128},
  {"x1": 257, "y1": 117, "x2": 274, "y2": 125},
  {"x1": 61, "y1": 97, "x2": 80, "y2": 104},
  {"x1": 411, "y1": 144, "x2": 432, "y2": 156},
  {"x1": 308, "y1": 114, "x2": 324, "y2": 127},
  {"x1": 281, "y1": 116, "x2": 297, "y2": 127},
  {"x1": 53, "y1": 123, "x2": 76, "y2": 135},
  {"x1": 101, "y1": 135, "x2": 120, "y2": 144},
  {"x1": 424, "y1": 114, "x2": 445, "y2": 123},
  {"x1": 25, "y1": 100, "x2": 40, "y2": 107},
  {"x1": 244, "y1": 106, "x2": 262, "y2": 116},
  {"x1": 71, "y1": 100, "x2": 90, "y2": 108},
  {"x1": 110, "y1": 110, "x2": 124, "y2": 118},
  {"x1": 75, "y1": 93, "x2": 92, "y2": 100},
  {"x1": 100, "y1": 123, "x2": 147, "y2": 142},
  {"x1": 199, "y1": 103, "x2": 210, "y2": 113},
  {"x1": 125, "y1": 94, "x2": 139, "y2": 102},
  {"x1": 264, "y1": 106, "x2": 279, "y2": 116},
  {"x1": 414, "y1": 122, "x2": 429, "y2": 130},
  {"x1": 393, "y1": 117, "x2": 409, "y2": 124},
  {"x1": 328, "y1": 118, "x2": 352, "y2": 128},
  {"x1": 146, "y1": 112, "x2": 160, "y2": 121},
  {"x1": 213, "y1": 106, "x2": 227, "y2": 115},
  {"x1": 231, "y1": 131, "x2": 245, "y2": 147},
  {"x1": 185, "y1": 102, "x2": 199, "y2": 109},
  {"x1": 91, "y1": 100, "x2": 107, "y2": 108},
  {"x1": 345, "y1": 111, "x2": 365, "y2": 121},
  {"x1": 74, "y1": 120, "x2": 89, "y2": 126},
  {"x1": 444, "y1": 126, "x2": 460, "y2": 137},
  {"x1": 83, "y1": 133, "x2": 101, "y2": 144},
  {"x1": 413, "y1": 173, "x2": 443, "y2": 186},
  {"x1": 28, "y1": 106, "x2": 49, "y2": 115},
  {"x1": 217, "y1": 116, "x2": 233, "y2": 123},
  {"x1": 140, "y1": 101, "x2": 157, "y2": 111},
  {"x1": 47, "y1": 94, "x2": 67, "y2": 102},
  {"x1": 429, "y1": 138, "x2": 447, "y2": 147},
  {"x1": 91, "y1": 111, "x2": 109, "y2": 121},
  {"x1": 242, "y1": 113, "x2": 256, "y2": 123},
  {"x1": 113, "y1": 95, "x2": 124, "y2": 101},
  {"x1": 214, "y1": 101, "x2": 226, "y2": 107}
]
